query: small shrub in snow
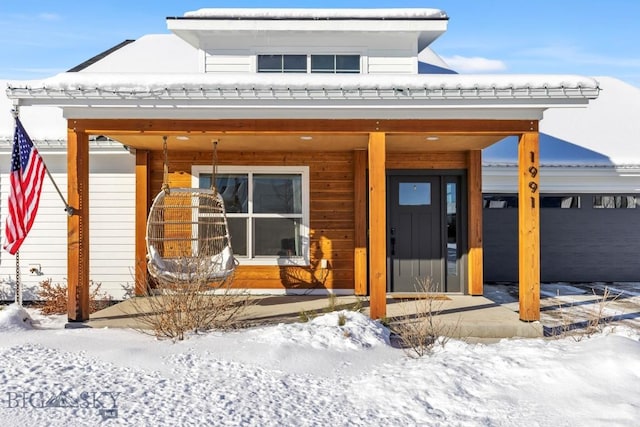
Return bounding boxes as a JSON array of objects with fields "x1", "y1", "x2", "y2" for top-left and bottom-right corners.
[
  {"x1": 393, "y1": 277, "x2": 459, "y2": 357},
  {"x1": 299, "y1": 310, "x2": 314, "y2": 323},
  {"x1": 299, "y1": 295, "x2": 364, "y2": 324},
  {"x1": 551, "y1": 286, "x2": 622, "y2": 341},
  {"x1": 132, "y1": 260, "x2": 251, "y2": 341},
  {"x1": 35, "y1": 278, "x2": 111, "y2": 315},
  {"x1": 338, "y1": 312, "x2": 347, "y2": 327}
]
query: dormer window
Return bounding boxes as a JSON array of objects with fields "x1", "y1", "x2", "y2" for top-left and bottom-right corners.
[
  {"x1": 311, "y1": 55, "x2": 360, "y2": 73},
  {"x1": 257, "y1": 55, "x2": 307, "y2": 73},
  {"x1": 257, "y1": 54, "x2": 361, "y2": 73}
]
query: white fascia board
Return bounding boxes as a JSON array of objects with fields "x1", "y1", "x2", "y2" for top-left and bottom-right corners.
[
  {"x1": 168, "y1": 18, "x2": 447, "y2": 35},
  {"x1": 167, "y1": 14, "x2": 448, "y2": 50},
  {"x1": 58, "y1": 105, "x2": 549, "y2": 121},
  {"x1": 483, "y1": 165, "x2": 640, "y2": 193}
]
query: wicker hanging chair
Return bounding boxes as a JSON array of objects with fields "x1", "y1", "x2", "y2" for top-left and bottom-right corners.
[{"x1": 146, "y1": 137, "x2": 237, "y2": 284}]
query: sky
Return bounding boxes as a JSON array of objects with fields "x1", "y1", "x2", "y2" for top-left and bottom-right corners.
[{"x1": 0, "y1": 1, "x2": 639, "y2": 87}]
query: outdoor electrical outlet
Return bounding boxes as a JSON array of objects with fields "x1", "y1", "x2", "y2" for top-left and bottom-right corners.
[{"x1": 29, "y1": 264, "x2": 41, "y2": 275}]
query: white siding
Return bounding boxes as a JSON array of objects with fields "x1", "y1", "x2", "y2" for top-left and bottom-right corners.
[
  {"x1": 205, "y1": 52, "x2": 252, "y2": 73},
  {"x1": 0, "y1": 151, "x2": 136, "y2": 301},
  {"x1": 367, "y1": 52, "x2": 416, "y2": 74},
  {"x1": 200, "y1": 32, "x2": 420, "y2": 75},
  {"x1": 483, "y1": 166, "x2": 640, "y2": 194}
]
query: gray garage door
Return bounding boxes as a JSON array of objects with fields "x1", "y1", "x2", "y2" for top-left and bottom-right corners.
[{"x1": 483, "y1": 193, "x2": 640, "y2": 282}]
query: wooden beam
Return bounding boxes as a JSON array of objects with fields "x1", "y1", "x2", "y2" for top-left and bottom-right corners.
[
  {"x1": 135, "y1": 150, "x2": 150, "y2": 296},
  {"x1": 518, "y1": 131, "x2": 541, "y2": 321},
  {"x1": 467, "y1": 150, "x2": 484, "y2": 295},
  {"x1": 353, "y1": 150, "x2": 367, "y2": 296},
  {"x1": 67, "y1": 127, "x2": 90, "y2": 322},
  {"x1": 387, "y1": 152, "x2": 467, "y2": 170},
  {"x1": 368, "y1": 132, "x2": 386, "y2": 319},
  {"x1": 69, "y1": 118, "x2": 539, "y2": 135}
]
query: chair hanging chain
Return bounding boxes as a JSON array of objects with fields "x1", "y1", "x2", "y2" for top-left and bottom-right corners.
[
  {"x1": 161, "y1": 135, "x2": 169, "y2": 193},
  {"x1": 211, "y1": 140, "x2": 218, "y2": 193}
]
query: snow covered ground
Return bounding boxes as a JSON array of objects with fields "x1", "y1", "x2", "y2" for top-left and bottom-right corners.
[{"x1": 0, "y1": 302, "x2": 639, "y2": 427}]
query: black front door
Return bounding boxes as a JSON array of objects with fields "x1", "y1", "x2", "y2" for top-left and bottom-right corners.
[{"x1": 387, "y1": 174, "x2": 463, "y2": 293}]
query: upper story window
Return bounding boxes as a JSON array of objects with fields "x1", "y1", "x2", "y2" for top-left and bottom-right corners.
[
  {"x1": 257, "y1": 54, "x2": 307, "y2": 73},
  {"x1": 257, "y1": 54, "x2": 361, "y2": 74},
  {"x1": 311, "y1": 55, "x2": 360, "y2": 73}
]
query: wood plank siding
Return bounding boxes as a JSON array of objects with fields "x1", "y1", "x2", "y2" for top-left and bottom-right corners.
[
  {"x1": 149, "y1": 150, "x2": 357, "y2": 291},
  {"x1": 142, "y1": 149, "x2": 475, "y2": 293}
]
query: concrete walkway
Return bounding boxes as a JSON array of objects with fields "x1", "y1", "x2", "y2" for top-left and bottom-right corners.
[{"x1": 87, "y1": 290, "x2": 544, "y2": 339}]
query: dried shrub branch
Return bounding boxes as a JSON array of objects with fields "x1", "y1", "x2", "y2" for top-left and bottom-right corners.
[
  {"x1": 551, "y1": 285, "x2": 622, "y2": 341},
  {"x1": 36, "y1": 278, "x2": 111, "y2": 315},
  {"x1": 393, "y1": 277, "x2": 460, "y2": 357},
  {"x1": 131, "y1": 256, "x2": 251, "y2": 340}
]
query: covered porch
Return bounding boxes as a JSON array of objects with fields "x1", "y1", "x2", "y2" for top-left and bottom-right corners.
[{"x1": 64, "y1": 118, "x2": 541, "y2": 322}]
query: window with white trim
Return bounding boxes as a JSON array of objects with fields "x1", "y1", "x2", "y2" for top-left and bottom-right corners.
[
  {"x1": 257, "y1": 54, "x2": 361, "y2": 73},
  {"x1": 193, "y1": 166, "x2": 310, "y2": 265}
]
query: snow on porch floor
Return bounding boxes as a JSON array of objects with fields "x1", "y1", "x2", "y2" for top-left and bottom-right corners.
[{"x1": 87, "y1": 289, "x2": 549, "y2": 339}]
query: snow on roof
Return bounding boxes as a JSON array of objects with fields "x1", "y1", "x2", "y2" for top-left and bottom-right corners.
[
  {"x1": 78, "y1": 35, "x2": 199, "y2": 74},
  {"x1": 182, "y1": 8, "x2": 447, "y2": 20},
  {"x1": 541, "y1": 77, "x2": 640, "y2": 165},
  {"x1": 484, "y1": 77, "x2": 640, "y2": 167},
  {"x1": 7, "y1": 72, "x2": 599, "y2": 98}
]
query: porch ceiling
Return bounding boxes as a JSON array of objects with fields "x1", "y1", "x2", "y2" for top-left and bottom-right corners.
[{"x1": 108, "y1": 132, "x2": 506, "y2": 152}]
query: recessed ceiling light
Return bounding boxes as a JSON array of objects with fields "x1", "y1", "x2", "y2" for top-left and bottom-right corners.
[
  {"x1": 176, "y1": 136, "x2": 189, "y2": 141},
  {"x1": 426, "y1": 136, "x2": 440, "y2": 141},
  {"x1": 299, "y1": 136, "x2": 313, "y2": 141}
]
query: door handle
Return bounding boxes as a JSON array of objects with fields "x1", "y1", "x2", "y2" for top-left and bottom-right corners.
[{"x1": 390, "y1": 237, "x2": 396, "y2": 256}]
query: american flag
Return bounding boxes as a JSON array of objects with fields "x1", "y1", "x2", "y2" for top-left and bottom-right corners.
[{"x1": 3, "y1": 117, "x2": 46, "y2": 255}]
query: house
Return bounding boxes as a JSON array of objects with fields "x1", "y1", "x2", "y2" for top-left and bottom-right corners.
[
  {"x1": 3, "y1": 8, "x2": 600, "y2": 322},
  {"x1": 483, "y1": 77, "x2": 640, "y2": 283}
]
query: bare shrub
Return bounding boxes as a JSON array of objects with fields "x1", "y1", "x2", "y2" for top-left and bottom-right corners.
[
  {"x1": 551, "y1": 285, "x2": 622, "y2": 341},
  {"x1": 299, "y1": 294, "x2": 365, "y2": 323},
  {"x1": 36, "y1": 278, "x2": 111, "y2": 315},
  {"x1": 132, "y1": 258, "x2": 251, "y2": 341},
  {"x1": 393, "y1": 277, "x2": 459, "y2": 357}
]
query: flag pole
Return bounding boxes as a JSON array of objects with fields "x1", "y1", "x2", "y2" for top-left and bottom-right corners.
[
  {"x1": 11, "y1": 108, "x2": 22, "y2": 306},
  {"x1": 44, "y1": 164, "x2": 73, "y2": 215},
  {"x1": 15, "y1": 251, "x2": 22, "y2": 306}
]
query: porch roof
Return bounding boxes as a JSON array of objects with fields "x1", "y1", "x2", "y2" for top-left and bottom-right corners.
[{"x1": 6, "y1": 72, "x2": 600, "y2": 121}]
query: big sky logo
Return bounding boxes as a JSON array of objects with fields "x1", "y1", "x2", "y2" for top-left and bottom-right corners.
[{"x1": 4, "y1": 390, "x2": 120, "y2": 420}]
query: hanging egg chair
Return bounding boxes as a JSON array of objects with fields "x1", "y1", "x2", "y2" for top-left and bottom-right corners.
[{"x1": 146, "y1": 137, "x2": 237, "y2": 284}]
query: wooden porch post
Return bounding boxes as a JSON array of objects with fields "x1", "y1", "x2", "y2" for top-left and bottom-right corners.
[
  {"x1": 135, "y1": 150, "x2": 150, "y2": 296},
  {"x1": 467, "y1": 150, "x2": 484, "y2": 295},
  {"x1": 368, "y1": 132, "x2": 386, "y2": 319},
  {"x1": 354, "y1": 150, "x2": 367, "y2": 296},
  {"x1": 67, "y1": 126, "x2": 90, "y2": 322},
  {"x1": 518, "y1": 131, "x2": 541, "y2": 321}
]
